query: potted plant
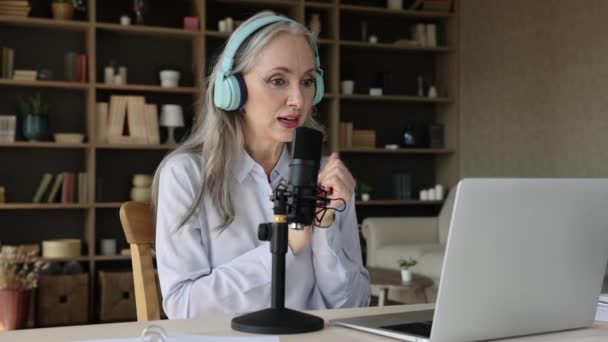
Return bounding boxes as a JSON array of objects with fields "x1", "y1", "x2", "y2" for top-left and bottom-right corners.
[
  {"x1": 358, "y1": 182, "x2": 373, "y2": 201},
  {"x1": 51, "y1": 0, "x2": 85, "y2": 20},
  {"x1": 0, "y1": 246, "x2": 47, "y2": 331},
  {"x1": 18, "y1": 93, "x2": 50, "y2": 142},
  {"x1": 397, "y1": 257, "x2": 417, "y2": 284},
  {"x1": 158, "y1": 64, "x2": 181, "y2": 88}
]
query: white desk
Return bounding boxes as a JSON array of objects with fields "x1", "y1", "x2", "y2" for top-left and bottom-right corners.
[{"x1": 1, "y1": 304, "x2": 607, "y2": 341}]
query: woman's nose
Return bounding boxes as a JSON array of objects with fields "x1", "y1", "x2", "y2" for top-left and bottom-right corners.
[{"x1": 286, "y1": 84, "x2": 304, "y2": 109}]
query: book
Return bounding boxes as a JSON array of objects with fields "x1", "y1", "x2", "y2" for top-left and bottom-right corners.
[
  {"x1": 61, "y1": 172, "x2": 72, "y2": 203},
  {"x1": 107, "y1": 95, "x2": 128, "y2": 143},
  {"x1": 144, "y1": 104, "x2": 160, "y2": 144},
  {"x1": 32, "y1": 173, "x2": 53, "y2": 203},
  {"x1": 126, "y1": 96, "x2": 147, "y2": 139},
  {"x1": 77, "y1": 54, "x2": 87, "y2": 83},
  {"x1": 95, "y1": 102, "x2": 109, "y2": 143},
  {"x1": 46, "y1": 174, "x2": 63, "y2": 203}
]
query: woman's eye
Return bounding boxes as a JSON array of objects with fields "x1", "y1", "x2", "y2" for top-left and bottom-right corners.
[
  {"x1": 302, "y1": 79, "x2": 315, "y2": 87},
  {"x1": 270, "y1": 78, "x2": 286, "y2": 87}
]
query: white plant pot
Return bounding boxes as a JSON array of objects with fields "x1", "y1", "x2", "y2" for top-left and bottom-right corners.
[
  {"x1": 401, "y1": 268, "x2": 412, "y2": 284},
  {"x1": 160, "y1": 70, "x2": 180, "y2": 87},
  {"x1": 361, "y1": 193, "x2": 371, "y2": 201}
]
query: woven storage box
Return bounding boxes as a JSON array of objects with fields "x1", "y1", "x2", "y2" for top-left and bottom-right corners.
[
  {"x1": 36, "y1": 274, "x2": 88, "y2": 326},
  {"x1": 98, "y1": 271, "x2": 136, "y2": 322}
]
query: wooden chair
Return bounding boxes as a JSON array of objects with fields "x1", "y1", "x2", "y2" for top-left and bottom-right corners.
[{"x1": 119, "y1": 201, "x2": 161, "y2": 321}]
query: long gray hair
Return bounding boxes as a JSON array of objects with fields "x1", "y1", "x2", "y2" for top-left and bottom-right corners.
[{"x1": 151, "y1": 11, "x2": 325, "y2": 231}]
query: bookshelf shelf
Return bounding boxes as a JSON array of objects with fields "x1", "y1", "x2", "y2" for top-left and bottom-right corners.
[
  {"x1": 95, "y1": 23, "x2": 201, "y2": 39},
  {"x1": 217, "y1": 0, "x2": 299, "y2": 7},
  {"x1": 95, "y1": 83, "x2": 202, "y2": 94},
  {"x1": 94, "y1": 143, "x2": 176, "y2": 150},
  {"x1": 0, "y1": 15, "x2": 89, "y2": 31},
  {"x1": 340, "y1": 40, "x2": 451, "y2": 53},
  {"x1": 205, "y1": 30, "x2": 230, "y2": 38},
  {"x1": 94, "y1": 202, "x2": 122, "y2": 208},
  {"x1": 0, "y1": 79, "x2": 89, "y2": 90},
  {"x1": 41, "y1": 256, "x2": 90, "y2": 262},
  {"x1": 93, "y1": 255, "x2": 131, "y2": 261},
  {"x1": 0, "y1": 203, "x2": 90, "y2": 210},
  {"x1": 339, "y1": 148, "x2": 454, "y2": 154},
  {"x1": 0, "y1": 142, "x2": 90, "y2": 149},
  {"x1": 355, "y1": 200, "x2": 443, "y2": 206},
  {"x1": 340, "y1": 94, "x2": 451, "y2": 103},
  {"x1": 339, "y1": 4, "x2": 453, "y2": 18},
  {"x1": 305, "y1": 2, "x2": 334, "y2": 9}
]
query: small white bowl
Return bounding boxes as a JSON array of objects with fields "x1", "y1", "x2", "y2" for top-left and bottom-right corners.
[{"x1": 54, "y1": 133, "x2": 85, "y2": 144}]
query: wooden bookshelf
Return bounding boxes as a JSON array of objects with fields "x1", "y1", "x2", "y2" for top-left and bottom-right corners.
[
  {"x1": 0, "y1": 79, "x2": 89, "y2": 90},
  {"x1": 94, "y1": 143, "x2": 176, "y2": 150},
  {"x1": 340, "y1": 94, "x2": 451, "y2": 103},
  {"x1": 0, "y1": 15, "x2": 89, "y2": 30},
  {"x1": 339, "y1": 4, "x2": 453, "y2": 18},
  {"x1": 0, "y1": 142, "x2": 90, "y2": 149},
  {"x1": 0, "y1": 0, "x2": 458, "y2": 326},
  {"x1": 0, "y1": 203, "x2": 90, "y2": 210},
  {"x1": 340, "y1": 40, "x2": 451, "y2": 52},
  {"x1": 95, "y1": 84, "x2": 202, "y2": 94},
  {"x1": 95, "y1": 22, "x2": 201, "y2": 39}
]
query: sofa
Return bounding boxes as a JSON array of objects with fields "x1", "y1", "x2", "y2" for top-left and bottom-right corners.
[{"x1": 361, "y1": 189, "x2": 455, "y2": 303}]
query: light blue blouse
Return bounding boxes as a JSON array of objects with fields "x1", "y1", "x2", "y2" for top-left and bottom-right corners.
[{"x1": 156, "y1": 146, "x2": 370, "y2": 318}]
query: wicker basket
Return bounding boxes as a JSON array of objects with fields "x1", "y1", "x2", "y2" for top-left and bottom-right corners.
[
  {"x1": 36, "y1": 274, "x2": 88, "y2": 326},
  {"x1": 98, "y1": 271, "x2": 136, "y2": 322}
]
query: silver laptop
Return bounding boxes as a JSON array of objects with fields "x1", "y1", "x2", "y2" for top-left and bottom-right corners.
[{"x1": 332, "y1": 178, "x2": 608, "y2": 342}]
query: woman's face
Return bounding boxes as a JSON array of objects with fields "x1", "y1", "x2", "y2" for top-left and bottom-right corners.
[{"x1": 242, "y1": 32, "x2": 317, "y2": 146}]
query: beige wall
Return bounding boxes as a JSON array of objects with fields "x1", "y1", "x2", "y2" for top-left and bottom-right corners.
[{"x1": 460, "y1": 0, "x2": 608, "y2": 177}]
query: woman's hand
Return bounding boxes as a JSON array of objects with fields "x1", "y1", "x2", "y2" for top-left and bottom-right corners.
[{"x1": 316, "y1": 152, "x2": 355, "y2": 227}]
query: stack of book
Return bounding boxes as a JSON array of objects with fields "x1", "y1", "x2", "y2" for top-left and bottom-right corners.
[
  {"x1": 0, "y1": 0, "x2": 31, "y2": 17},
  {"x1": 32, "y1": 172, "x2": 89, "y2": 204},
  {"x1": 12, "y1": 69, "x2": 36, "y2": 81},
  {"x1": 1, "y1": 46, "x2": 15, "y2": 78},
  {"x1": 422, "y1": 0, "x2": 452, "y2": 12},
  {"x1": 597, "y1": 293, "x2": 608, "y2": 322}
]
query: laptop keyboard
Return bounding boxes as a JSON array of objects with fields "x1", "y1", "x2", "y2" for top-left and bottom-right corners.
[{"x1": 380, "y1": 321, "x2": 433, "y2": 338}]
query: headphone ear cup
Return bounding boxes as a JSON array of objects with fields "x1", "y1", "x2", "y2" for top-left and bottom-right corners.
[
  {"x1": 233, "y1": 73, "x2": 247, "y2": 110},
  {"x1": 214, "y1": 74, "x2": 243, "y2": 111},
  {"x1": 312, "y1": 73, "x2": 324, "y2": 105}
]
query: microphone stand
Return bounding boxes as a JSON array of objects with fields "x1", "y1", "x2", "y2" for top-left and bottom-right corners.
[{"x1": 231, "y1": 186, "x2": 325, "y2": 334}]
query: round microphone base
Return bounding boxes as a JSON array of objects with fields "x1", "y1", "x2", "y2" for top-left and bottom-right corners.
[{"x1": 231, "y1": 307, "x2": 324, "y2": 334}]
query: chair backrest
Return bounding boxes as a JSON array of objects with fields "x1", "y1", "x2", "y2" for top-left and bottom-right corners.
[
  {"x1": 119, "y1": 201, "x2": 161, "y2": 321},
  {"x1": 438, "y1": 189, "x2": 456, "y2": 247}
]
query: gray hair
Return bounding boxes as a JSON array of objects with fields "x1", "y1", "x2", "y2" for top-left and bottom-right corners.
[{"x1": 151, "y1": 11, "x2": 325, "y2": 231}]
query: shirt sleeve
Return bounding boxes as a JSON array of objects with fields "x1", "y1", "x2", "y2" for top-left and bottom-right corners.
[
  {"x1": 156, "y1": 155, "x2": 273, "y2": 318},
  {"x1": 310, "y1": 194, "x2": 371, "y2": 308}
]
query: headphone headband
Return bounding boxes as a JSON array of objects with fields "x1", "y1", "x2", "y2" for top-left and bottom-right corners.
[{"x1": 214, "y1": 14, "x2": 325, "y2": 110}]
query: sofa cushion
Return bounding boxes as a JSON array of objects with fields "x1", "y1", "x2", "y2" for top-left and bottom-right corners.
[
  {"x1": 415, "y1": 250, "x2": 445, "y2": 281},
  {"x1": 438, "y1": 189, "x2": 456, "y2": 247},
  {"x1": 372, "y1": 244, "x2": 443, "y2": 270}
]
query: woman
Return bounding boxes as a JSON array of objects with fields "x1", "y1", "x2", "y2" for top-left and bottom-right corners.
[{"x1": 152, "y1": 11, "x2": 370, "y2": 319}]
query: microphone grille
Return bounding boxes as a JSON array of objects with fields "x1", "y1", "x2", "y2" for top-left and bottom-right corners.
[{"x1": 292, "y1": 127, "x2": 323, "y2": 160}]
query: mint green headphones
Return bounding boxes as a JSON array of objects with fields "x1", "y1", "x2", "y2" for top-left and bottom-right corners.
[{"x1": 213, "y1": 15, "x2": 325, "y2": 111}]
